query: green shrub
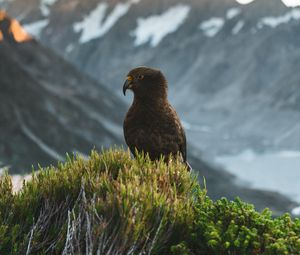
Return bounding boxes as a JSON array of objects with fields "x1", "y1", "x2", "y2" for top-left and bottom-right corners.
[{"x1": 0, "y1": 149, "x2": 299, "y2": 254}]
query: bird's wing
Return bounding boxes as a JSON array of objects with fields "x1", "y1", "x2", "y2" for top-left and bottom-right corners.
[
  {"x1": 167, "y1": 105, "x2": 187, "y2": 162},
  {"x1": 125, "y1": 107, "x2": 187, "y2": 162},
  {"x1": 179, "y1": 126, "x2": 187, "y2": 162}
]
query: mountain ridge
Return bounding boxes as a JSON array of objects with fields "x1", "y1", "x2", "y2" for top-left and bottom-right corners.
[{"x1": 0, "y1": 11, "x2": 125, "y2": 173}]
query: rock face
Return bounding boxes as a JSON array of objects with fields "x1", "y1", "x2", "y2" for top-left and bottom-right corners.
[
  {"x1": 0, "y1": 10, "x2": 31, "y2": 43},
  {"x1": 1, "y1": 0, "x2": 300, "y2": 157},
  {"x1": 0, "y1": 12, "x2": 125, "y2": 173}
]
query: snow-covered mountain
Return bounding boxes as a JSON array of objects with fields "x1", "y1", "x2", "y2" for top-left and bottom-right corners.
[
  {"x1": 1, "y1": 0, "x2": 300, "y2": 159},
  {"x1": 0, "y1": 11, "x2": 125, "y2": 173},
  {"x1": 0, "y1": 5, "x2": 299, "y2": 214}
]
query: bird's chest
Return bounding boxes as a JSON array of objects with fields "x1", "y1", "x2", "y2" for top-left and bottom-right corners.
[{"x1": 124, "y1": 107, "x2": 168, "y2": 135}]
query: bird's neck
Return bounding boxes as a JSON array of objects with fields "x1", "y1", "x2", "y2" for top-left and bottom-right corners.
[{"x1": 132, "y1": 95, "x2": 168, "y2": 111}]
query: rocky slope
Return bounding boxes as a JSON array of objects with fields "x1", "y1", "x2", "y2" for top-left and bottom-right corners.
[
  {"x1": 0, "y1": 12, "x2": 125, "y2": 173},
  {"x1": 1, "y1": 0, "x2": 300, "y2": 158}
]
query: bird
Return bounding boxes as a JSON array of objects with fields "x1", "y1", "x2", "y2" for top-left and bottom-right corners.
[{"x1": 123, "y1": 66, "x2": 191, "y2": 170}]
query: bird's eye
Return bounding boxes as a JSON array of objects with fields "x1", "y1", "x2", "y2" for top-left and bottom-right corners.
[{"x1": 138, "y1": 75, "x2": 144, "y2": 80}]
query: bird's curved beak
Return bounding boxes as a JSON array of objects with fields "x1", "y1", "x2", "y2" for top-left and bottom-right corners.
[{"x1": 123, "y1": 76, "x2": 133, "y2": 96}]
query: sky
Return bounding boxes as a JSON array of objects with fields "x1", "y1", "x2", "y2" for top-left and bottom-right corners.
[{"x1": 236, "y1": 0, "x2": 300, "y2": 7}]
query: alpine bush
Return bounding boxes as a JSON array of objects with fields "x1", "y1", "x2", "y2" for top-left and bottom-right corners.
[{"x1": 0, "y1": 149, "x2": 299, "y2": 254}]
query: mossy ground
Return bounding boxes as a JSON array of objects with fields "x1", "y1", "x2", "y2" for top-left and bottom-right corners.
[{"x1": 0, "y1": 149, "x2": 299, "y2": 254}]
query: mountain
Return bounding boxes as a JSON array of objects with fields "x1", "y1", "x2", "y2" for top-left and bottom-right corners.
[
  {"x1": 0, "y1": 9, "x2": 298, "y2": 214},
  {"x1": 1, "y1": 0, "x2": 300, "y2": 159},
  {"x1": 0, "y1": 11, "x2": 125, "y2": 174}
]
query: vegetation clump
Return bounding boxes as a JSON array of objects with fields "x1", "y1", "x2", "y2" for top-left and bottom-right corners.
[{"x1": 0, "y1": 149, "x2": 299, "y2": 254}]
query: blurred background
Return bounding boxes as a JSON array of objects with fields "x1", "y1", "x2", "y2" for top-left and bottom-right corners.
[{"x1": 0, "y1": 0, "x2": 300, "y2": 216}]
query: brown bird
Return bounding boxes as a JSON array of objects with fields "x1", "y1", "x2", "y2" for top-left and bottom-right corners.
[{"x1": 123, "y1": 66, "x2": 191, "y2": 170}]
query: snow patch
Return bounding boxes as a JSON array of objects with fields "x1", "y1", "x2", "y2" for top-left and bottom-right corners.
[
  {"x1": 232, "y1": 20, "x2": 245, "y2": 34},
  {"x1": 199, "y1": 17, "x2": 225, "y2": 37},
  {"x1": 182, "y1": 121, "x2": 212, "y2": 132},
  {"x1": 282, "y1": 0, "x2": 300, "y2": 7},
  {"x1": 66, "y1": 44, "x2": 74, "y2": 53},
  {"x1": 226, "y1": 8, "x2": 241, "y2": 19},
  {"x1": 40, "y1": 0, "x2": 57, "y2": 16},
  {"x1": 0, "y1": 167, "x2": 32, "y2": 194},
  {"x1": 131, "y1": 4, "x2": 190, "y2": 47},
  {"x1": 292, "y1": 206, "x2": 300, "y2": 216},
  {"x1": 216, "y1": 150, "x2": 300, "y2": 203},
  {"x1": 23, "y1": 19, "x2": 49, "y2": 38},
  {"x1": 74, "y1": 1, "x2": 138, "y2": 44},
  {"x1": 258, "y1": 9, "x2": 300, "y2": 28},
  {"x1": 0, "y1": 166, "x2": 6, "y2": 175},
  {"x1": 235, "y1": 0, "x2": 255, "y2": 4},
  {"x1": 11, "y1": 174, "x2": 32, "y2": 193},
  {"x1": 278, "y1": 151, "x2": 300, "y2": 158},
  {"x1": 73, "y1": 150, "x2": 89, "y2": 160}
]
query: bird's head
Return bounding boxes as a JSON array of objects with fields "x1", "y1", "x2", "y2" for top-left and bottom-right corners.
[{"x1": 123, "y1": 67, "x2": 168, "y2": 99}]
